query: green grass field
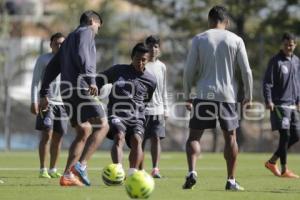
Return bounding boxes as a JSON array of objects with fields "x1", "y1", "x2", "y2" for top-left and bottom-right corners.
[{"x1": 0, "y1": 152, "x2": 299, "y2": 200}]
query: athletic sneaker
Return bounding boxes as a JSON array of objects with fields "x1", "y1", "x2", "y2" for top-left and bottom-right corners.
[
  {"x1": 151, "y1": 168, "x2": 162, "y2": 178},
  {"x1": 225, "y1": 180, "x2": 245, "y2": 191},
  {"x1": 60, "y1": 175, "x2": 84, "y2": 186},
  {"x1": 265, "y1": 161, "x2": 281, "y2": 176},
  {"x1": 71, "y1": 162, "x2": 91, "y2": 186},
  {"x1": 281, "y1": 170, "x2": 299, "y2": 178},
  {"x1": 182, "y1": 173, "x2": 197, "y2": 189},
  {"x1": 49, "y1": 171, "x2": 62, "y2": 178},
  {"x1": 39, "y1": 171, "x2": 51, "y2": 179}
]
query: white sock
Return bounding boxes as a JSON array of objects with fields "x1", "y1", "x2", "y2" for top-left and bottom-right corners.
[
  {"x1": 127, "y1": 168, "x2": 138, "y2": 176},
  {"x1": 187, "y1": 171, "x2": 197, "y2": 177},
  {"x1": 78, "y1": 162, "x2": 87, "y2": 171},
  {"x1": 63, "y1": 172, "x2": 74, "y2": 179},
  {"x1": 40, "y1": 168, "x2": 47, "y2": 173},
  {"x1": 48, "y1": 168, "x2": 57, "y2": 173},
  {"x1": 228, "y1": 178, "x2": 236, "y2": 184}
]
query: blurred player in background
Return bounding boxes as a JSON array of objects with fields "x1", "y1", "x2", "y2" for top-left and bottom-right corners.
[
  {"x1": 263, "y1": 32, "x2": 300, "y2": 178},
  {"x1": 141, "y1": 35, "x2": 168, "y2": 178},
  {"x1": 30, "y1": 32, "x2": 66, "y2": 179}
]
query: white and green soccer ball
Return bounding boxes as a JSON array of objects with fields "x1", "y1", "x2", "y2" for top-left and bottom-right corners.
[
  {"x1": 102, "y1": 163, "x2": 125, "y2": 186},
  {"x1": 125, "y1": 171, "x2": 155, "y2": 199}
]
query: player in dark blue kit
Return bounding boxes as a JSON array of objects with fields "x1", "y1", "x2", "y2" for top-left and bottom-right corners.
[
  {"x1": 39, "y1": 10, "x2": 109, "y2": 186},
  {"x1": 97, "y1": 43, "x2": 157, "y2": 175},
  {"x1": 263, "y1": 33, "x2": 300, "y2": 178}
]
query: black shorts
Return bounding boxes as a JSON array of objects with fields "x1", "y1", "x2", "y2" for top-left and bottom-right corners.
[
  {"x1": 144, "y1": 115, "x2": 165, "y2": 139},
  {"x1": 62, "y1": 89, "x2": 106, "y2": 127},
  {"x1": 107, "y1": 115, "x2": 144, "y2": 148},
  {"x1": 189, "y1": 99, "x2": 239, "y2": 131},
  {"x1": 270, "y1": 106, "x2": 300, "y2": 131},
  {"x1": 36, "y1": 104, "x2": 68, "y2": 134}
]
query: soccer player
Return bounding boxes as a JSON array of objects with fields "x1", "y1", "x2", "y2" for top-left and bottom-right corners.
[
  {"x1": 183, "y1": 5, "x2": 253, "y2": 190},
  {"x1": 141, "y1": 35, "x2": 168, "y2": 178},
  {"x1": 30, "y1": 32, "x2": 66, "y2": 179},
  {"x1": 263, "y1": 33, "x2": 300, "y2": 178},
  {"x1": 39, "y1": 10, "x2": 109, "y2": 186},
  {"x1": 96, "y1": 43, "x2": 157, "y2": 176}
]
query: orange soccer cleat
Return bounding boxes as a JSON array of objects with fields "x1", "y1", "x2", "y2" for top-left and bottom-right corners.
[
  {"x1": 60, "y1": 175, "x2": 84, "y2": 186},
  {"x1": 281, "y1": 169, "x2": 299, "y2": 178},
  {"x1": 265, "y1": 161, "x2": 281, "y2": 177}
]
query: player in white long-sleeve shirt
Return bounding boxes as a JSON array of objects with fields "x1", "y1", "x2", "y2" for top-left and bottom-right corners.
[
  {"x1": 141, "y1": 36, "x2": 168, "y2": 178},
  {"x1": 30, "y1": 32, "x2": 66, "y2": 179},
  {"x1": 182, "y1": 5, "x2": 253, "y2": 190}
]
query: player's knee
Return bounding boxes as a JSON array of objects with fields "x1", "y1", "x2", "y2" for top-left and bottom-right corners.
[
  {"x1": 114, "y1": 133, "x2": 125, "y2": 146},
  {"x1": 151, "y1": 136, "x2": 160, "y2": 144},
  {"x1": 130, "y1": 134, "x2": 143, "y2": 148}
]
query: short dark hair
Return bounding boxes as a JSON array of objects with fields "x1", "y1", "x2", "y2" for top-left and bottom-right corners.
[
  {"x1": 131, "y1": 43, "x2": 149, "y2": 59},
  {"x1": 50, "y1": 32, "x2": 64, "y2": 43},
  {"x1": 208, "y1": 5, "x2": 228, "y2": 24},
  {"x1": 282, "y1": 32, "x2": 296, "y2": 42},
  {"x1": 145, "y1": 35, "x2": 160, "y2": 46},
  {"x1": 80, "y1": 10, "x2": 103, "y2": 25}
]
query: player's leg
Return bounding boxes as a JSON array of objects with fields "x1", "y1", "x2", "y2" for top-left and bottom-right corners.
[
  {"x1": 288, "y1": 129, "x2": 299, "y2": 148},
  {"x1": 223, "y1": 129, "x2": 238, "y2": 179},
  {"x1": 128, "y1": 132, "x2": 144, "y2": 175},
  {"x1": 111, "y1": 131, "x2": 126, "y2": 164},
  {"x1": 150, "y1": 136, "x2": 161, "y2": 176},
  {"x1": 36, "y1": 108, "x2": 54, "y2": 179},
  {"x1": 149, "y1": 115, "x2": 165, "y2": 178},
  {"x1": 39, "y1": 129, "x2": 52, "y2": 178},
  {"x1": 67, "y1": 90, "x2": 108, "y2": 186},
  {"x1": 138, "y1": 137, "x2": 147, "y2": 170},
  {"x1": 182, "y1": 128, "x2": 203, "y2": 189},
  {"x1": 49, "y1": 105, "x2": 68, "y2": 178},
  {"x1": 49, "y1": 131, "x2": 63, "y2": 178},
  {"x1": 60, "y1": 122, "x2": 91, "y2": 186},
  {"x1": 219, "y1": 102, "x2": 244, "y2": 191},
  {"x1": 274, "y1": 129, "x2": 299, "y2": 178},
  {"x1": 79, "y1": 117, "x2": 108, "y2": 163},
  {"x1": 183, "y1": 99, "x2": 215, "y2": 189},
  {"x1": 264, "y1": 108, "x2": 283, "y2": 176}
]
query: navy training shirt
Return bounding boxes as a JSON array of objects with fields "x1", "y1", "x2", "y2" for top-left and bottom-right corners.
[
  {"x1": 97, "y1": 64, "x2": 157, "y2": 125},
  {"x1": 263, "y1": 50, "x2": 300, "y2": 105},
  {"x1": 40, "y1": 26, "x2": 97, "y2": 97}
]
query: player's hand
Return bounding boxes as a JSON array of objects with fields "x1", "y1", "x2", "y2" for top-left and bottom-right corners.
[
  {"x1": 30, "y1": 103, "x2": 39, "y2": 115},
  {"x1": 39, "y1": 97, "x2": 49, "y2": 111},
  {"x1": 185, "y1": 99, "x2": 193, "y2": 111},
  {"x1": 89, "y1": 84, "x2": 98, "y2": 96},
  {"x1": 266, "y1": 102, "x2": 274, "y2": 111}
]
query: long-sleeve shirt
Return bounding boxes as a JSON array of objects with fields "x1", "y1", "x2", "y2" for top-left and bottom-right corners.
[
  {"x1": 183, "y1": 29, "x2": 253, "y2": 103},
  {"x1": 31, "y1": 53, "x2": 63, "y2": 105},
  {"x1": 40, "y1": 26, "x2": 97, "y2": 97},
  {"x1": 96, "y1": 64, "x2": 157, "y2": 125},
  {"x1": 144, "y1": 59, "x2": 168, "y2": 116},
  {"x1": 263, "y1": 50, "x2": 300, "y2": 105}
]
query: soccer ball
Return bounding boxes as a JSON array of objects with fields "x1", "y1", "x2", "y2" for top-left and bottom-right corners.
[
  {"x1": 125, "y1": 171, "x2": 155, "y2": 199},
  {"x1": 102, "y1": 163, "x2": 125, "y2": 186}
]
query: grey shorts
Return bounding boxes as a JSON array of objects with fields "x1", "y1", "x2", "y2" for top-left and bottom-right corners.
[
  {"x1": 36, "y1": 104, "x2": 68, "y2": 134},
  {"x1": 189, "y1": 99, "x2": 239, "y2": 131},
  {"x1": 270, "y1": 106, "x2": 300, "y2": 131},
  {"x1": 144, "y1": 115, "x2": 165, "y2": 139},
  {"x1": 62, "y1": 89, "x2": 106, "y2": 127},
  {"x1": 107, "y1": 116, "x2": 144, "y2": 148}
]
